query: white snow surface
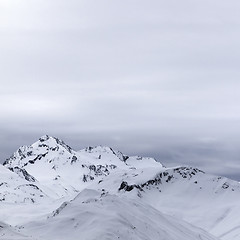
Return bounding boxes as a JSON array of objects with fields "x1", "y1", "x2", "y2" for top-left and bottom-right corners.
[
  {"x1": 22, "y1": 189, "x2": 218, "y2": 240},
  {"x1": 0, "y1": 221, "x2": 35, "y2": 240},
  {"x1": 1, "y1": 135, "x2": 240, "y2": 240},
  {"x1": 0, "y1": 165, "x2": 48, "y2": 204}
]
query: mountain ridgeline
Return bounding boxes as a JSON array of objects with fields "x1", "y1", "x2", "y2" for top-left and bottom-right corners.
[{"x1": 0, "y1": 135, "x2": 239, "y2": 240}]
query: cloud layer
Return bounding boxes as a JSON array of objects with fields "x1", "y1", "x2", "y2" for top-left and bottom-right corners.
[{"x1": 1, "y1": 0, "x2": 240, "y2": 180}]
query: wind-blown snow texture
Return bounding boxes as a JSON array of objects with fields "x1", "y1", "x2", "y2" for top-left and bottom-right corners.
[{"x1": 1, "y1": 135, "x2": 239, "y2": 240}]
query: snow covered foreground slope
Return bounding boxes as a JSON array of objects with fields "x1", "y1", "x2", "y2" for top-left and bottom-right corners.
[
  {"x1": 1, "y1": 135, "x2": 239, "y2": 239},
  {"x1": 23, "y1": 189, "x2": 218, "y2": 240},
  {"x1": 0, "y1": 221, "x2": 35, "y2": 240}
]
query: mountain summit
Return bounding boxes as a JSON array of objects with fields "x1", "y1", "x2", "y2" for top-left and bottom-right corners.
[{"x1": 3, "y1": 135, "x2": 164, "y2": 199}]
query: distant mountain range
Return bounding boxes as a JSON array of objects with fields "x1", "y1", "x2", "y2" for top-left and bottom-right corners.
[{"x1": 1, "y1": 135, "x2": 239, "y2": 240}]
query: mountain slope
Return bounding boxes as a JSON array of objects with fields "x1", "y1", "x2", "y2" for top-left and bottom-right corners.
[
  {"x1": 95, "y1": 166, "x2": 240, "y2": 240},
  {"x1": 0, "y1": 221, "x2": 34, "y2": 240},
  {"x1": 0, "y1": 164, "x2": 48, "y2": 204},
  {"x1": 22, "y1": 189, "x2": 219, "y2": 240}
]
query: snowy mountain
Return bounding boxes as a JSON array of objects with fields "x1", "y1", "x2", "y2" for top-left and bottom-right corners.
[
  {"x1": 1, "y1": 135, "x2": 240, "y2": 240},
  {"x1": 3, "y1": 135, "x2": 163, "y2": 199}
]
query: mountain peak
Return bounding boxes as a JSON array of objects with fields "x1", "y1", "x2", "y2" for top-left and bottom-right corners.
[
  {"x1": 39, "y1": 135, "x2": 51, "y2": 142},
  {"x1": 36, "y1": 135, "x2": 73, "y2": 154},
  {"x1": 3, "y1": 135, "x2": 74, "y2": 170}
]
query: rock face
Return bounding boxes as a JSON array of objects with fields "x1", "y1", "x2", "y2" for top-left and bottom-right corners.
[{"x1": 1, "y1": 135, "x2": 240, "y2": 240}]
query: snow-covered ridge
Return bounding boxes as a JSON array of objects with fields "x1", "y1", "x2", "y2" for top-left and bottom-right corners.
[
  {"x1": 0, "y1": 165, "x2": 47, "y2": 203},
  {"x1": 2, "y1": 135, "x2": 164, "y2": 199},
  {"x1": 1, "y1": 135, "x2": 240, "y2": 240}
]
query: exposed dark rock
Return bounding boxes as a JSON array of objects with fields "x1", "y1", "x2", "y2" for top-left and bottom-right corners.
[
  {"x1": 71, "y1": 156, "x2": 78, "y2": 164},
  {"x1": 0, "y1": 182, "x2": 8, "y2": 187},
  {"x1": 118, "y1": 181, "x2": 143, "y2": 192},
  {"x1": 82, "y1": 174, "x2": 94, "y2": 182},
  {"x1": 8, "y1": 167, "x2": 36, "y2": 182},
  {"x1": 51, "y1": 202, "x2": 69, "y2": 217},
  {"x1": 27, "y1": 152, "x2": 48, "y2": 165},
  {"x1": 39, "y1": 135, "x2": 50, "y2": 142},
  {"x1": 119, "y1": 167, "x2": 205, "y2": 193},
  {"x1": 222, "y1": 182, "x2": 229, "y2": 189}
]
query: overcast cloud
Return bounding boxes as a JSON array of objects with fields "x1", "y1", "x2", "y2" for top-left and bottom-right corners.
[{"x1": 1, "y1": 0, "x2": 240, "y2": 180}]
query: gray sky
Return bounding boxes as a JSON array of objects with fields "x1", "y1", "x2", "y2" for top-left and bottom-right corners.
[{"x1": 1, "y1": 0, "x2": 240, "y2": 180}]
